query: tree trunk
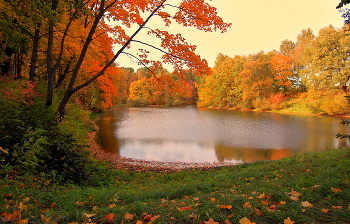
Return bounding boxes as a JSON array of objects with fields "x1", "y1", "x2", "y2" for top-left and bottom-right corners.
[
  {"x1": 1, "y1": 46, "x2": 13, "y2": 76},
  {"x1": 55, "y1": 59, "x2": 72, "y2": 89},
  {"x1": 16, "y1": 53, "x2": 22, "y2": 79},
  {"x1": 57, "y1": 90, "x2": 73, "y2": 119},
  {"x1": 46, "y1": 0, "x2": 58, "y2": 107},
  {"x1": 29, "y1": 24, "x2": 41, "y2": 82}
]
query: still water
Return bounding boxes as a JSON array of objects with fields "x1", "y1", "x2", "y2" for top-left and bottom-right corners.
[{"x1": 95, "y1": 106, "x2": 350, "y2": 163}]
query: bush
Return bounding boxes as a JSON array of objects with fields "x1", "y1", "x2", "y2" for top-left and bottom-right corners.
[
  {"x1": 127, "y1": 97, "x2": 148, "y2": 107},
  {"x1": 321, "y1": 92, "x2": 350, "y2": 115},
  {"x1": 0, "y1": 79, "x2": 92, "y2": 184}
]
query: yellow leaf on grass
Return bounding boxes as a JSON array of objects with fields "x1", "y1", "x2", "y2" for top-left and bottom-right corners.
[
  {"x1": 301, "y1": 201, "x2": 313, "y2": 208},
  {"x1": 257, "y1": 193, "x2": 265, "y2": 199},
  {"x1": 84, "y1": 213, "x2": 96, "y2": 219},
  {"x1": 239, "y1": 217, "x2": 256, "y2": 224},
  {"x1": 289, "y1": 196, "x2": 299, "y2": 201},
  {"x1": 280, "y1": 201, "x2": 286, "y2": 205},
  {"x1": 290, "y1": 189, "x2": 301, "y2": 198},
  {"x1": 283, "y1": 217, "x2": 295, "y2": 224}
]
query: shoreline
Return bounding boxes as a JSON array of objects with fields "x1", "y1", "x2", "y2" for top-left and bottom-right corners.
[
  {"x1": 198, "y1": 105, "x2": 350, "y2": 118},
  {"x1": 87, "y1": 132, "x2": 241, "y2": 172}
]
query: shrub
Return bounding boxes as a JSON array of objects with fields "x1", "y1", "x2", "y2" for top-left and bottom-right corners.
[{"x1": 321, "y1": 92, "x2": 350, "y2": 115}]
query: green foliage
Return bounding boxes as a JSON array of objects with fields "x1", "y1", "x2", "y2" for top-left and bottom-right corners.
[{"x1": 0, "y1": 79, "x2": 93, "y2": 184}]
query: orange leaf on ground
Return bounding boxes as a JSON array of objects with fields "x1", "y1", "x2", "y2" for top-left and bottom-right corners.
[
  {"x1": 225, "y1": 219, "x2": 232, "y2": 224},
  {"x1": 261, "y1": 200, "x2": 268, "y2": 206},
  {"x1": 284, "y1": 217, "x2": 295, "y2": 224},
  {"x1": 220, "y1": 204, "x2": 232, "y2": 210},
  {"x1": 178, "y1": 206, "x2": 192, "y2": 211},
  {"x1": 239, "y1": 217, "x2": 256, "y2": 224},
  {"x1": 321, "y1": 209, "x2": 329, "y2": 213},
  {"x1": 290, "y1": 189, "x2": 301, "y2": 198},
  {"x1": 331, "y1": 187, "x2": 342, "y2": 193},
  {"x1": 242, "y1": 202, "x2": 252, "y2": 208},
  {"x1": 143, "y1": 214, "x2": 152, "y2": 221},
  {"x1": 136, "y1": 221, "x2": 143, "y2": 224},
  {"x1": 301, "y1": 201, "x2": 313, "y2": 208},
  {"x1": 124, "y1": 212, "x2": 134, "y2": 221},
  {"x1": 204, "y1": 218, "x2": 219, "y2": 224},
  {"x1": 257, "y1": 193, "x2": 265, "y2": 199},
  {"x1": 105, "y1": 213, "x2": 115, "y2": 223}
]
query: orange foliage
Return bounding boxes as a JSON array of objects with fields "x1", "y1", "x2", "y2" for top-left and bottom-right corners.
[{"x1": 271, "y1": 54, "x2": 293, "y2": 93}]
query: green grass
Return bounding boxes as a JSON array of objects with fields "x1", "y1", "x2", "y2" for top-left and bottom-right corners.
[{"x1": 1, "y1": 148, "x2": 350, "y2": 224}]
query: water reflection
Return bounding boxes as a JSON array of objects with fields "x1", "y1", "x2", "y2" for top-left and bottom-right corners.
[{"x1": 96, "y1": 107, "x2": 350, "y2": 163}]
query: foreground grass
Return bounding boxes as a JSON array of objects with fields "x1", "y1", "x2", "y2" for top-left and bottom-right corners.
[{"x1": 1, "y1": 148, "x2": 350, "y2": 224}]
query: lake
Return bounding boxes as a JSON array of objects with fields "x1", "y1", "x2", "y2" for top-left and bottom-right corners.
[{"x1": 95, "y1": 106, "x2": 350, "y2": 163}]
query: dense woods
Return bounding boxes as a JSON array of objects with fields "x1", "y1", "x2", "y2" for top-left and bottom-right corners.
[{"x1": 197, "y1": 26, "x2": 350, "y2": 115}]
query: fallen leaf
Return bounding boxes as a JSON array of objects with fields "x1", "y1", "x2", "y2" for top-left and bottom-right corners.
[
  {"x1": 124, "y1": 212, "x2": 134, "y2": 221},
  {"x1": 178, "y1": 206, "x2": 192, "y2": 211},
  {"x1": 257, "y1": 193, "x2": 265, "y2": 199},
  {"x1": 321, "y1": 209, "x2": 329, "y2": 213},
  {"x1": 290, "y1": 189, "x2": 301, "y2": 198},
  {"x1": 332, "y1": 205, "x2": 343, "y2": 209},
  {"x1": 136, "y1": 221, "x2": 143, "y2": 224},
  {"x1": 239, "y1": 217, "x2": 256, "y2": 224},
  {"x1": 220, "y1": 204, "x2": 232, "y2": 210},
  {"x1": 143, "y1": 214, "x2": 152, "y2": 221},
  {"x1": 261, "y1": 200, "x2": 268, "y2": 206},
  {"x1": 225, "y1": 219, "x2": 232, "y2": 224},
  {"x1": 289, "y1": 196, "x2": 299, "y2": 201},
  {"x1": 109, "y1": 203, "x2": 116, "y2": 209},
  {"x1": 302, "y1": 201, "x2": 313, "y2": 208},
  {"x1": 242, "y1": 202, "x2": 252, "y2": 208},
  {"x1": 256, "y1": 209, "x2": 262, "y2": 216},
  {"x1": 84, "y1": 213, "x2": 96, "y2": 219},
  {"x1": 1, "y1": 212, "x2": 12, "y2": 222},
  {"x1": 227, "y1": 213, "x2": 234, "y2": 218},
  {"x1": 105, "y1": 213, "x2": 115, "y2": 224},
  {"x1": 205, "y1": 218, "x2": 219, "y2": 224},
  {"x1": 331, "y1": 187, "x2": 341, "y2": 193},
  {"x1": 280, "y1": 201, "x2": 286, "y2": 205},
  {"x1": 284, "y1": 217, "x2": 295, "y2": 224}
]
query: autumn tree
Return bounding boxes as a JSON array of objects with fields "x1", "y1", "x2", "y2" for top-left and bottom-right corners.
[
  {"x1": 198, "y1": 54, "x2": 245, "y2": 107},
  {"x1": 291, "y1": 28, "x2": 315, "y2": 91},
  {"x1": 239, "y1": 51, "x2": 274, "y2": 109},
  {"x1": 47, "y1": 0, "x2": 231, "y2": 118},
  {"x1": 279, "y1": 39, "x2": 295, "y2": 58},
  {"x1": 271, "y1": 53, "x2": 293, "y2": 94},
  {"x1": 300, "y1": 25, "x2": 350, "y2": 93}
]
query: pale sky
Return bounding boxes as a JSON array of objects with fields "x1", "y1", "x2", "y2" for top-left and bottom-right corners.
[{"x1": 114, "y1": 0, "x2": 345, "y2": 71}]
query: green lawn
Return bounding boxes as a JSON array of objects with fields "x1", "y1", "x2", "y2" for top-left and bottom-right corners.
[{"x1": 1, "y1": 148, "x2": 350, "y2": 224}]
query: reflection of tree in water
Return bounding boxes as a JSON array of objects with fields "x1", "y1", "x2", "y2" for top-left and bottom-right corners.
[
  {"x1": 214, "y1": 144, "x2": 292, "y2": 163},
  {"x1": 95, "y1": 112, "x2": 120, "y2": 156}
]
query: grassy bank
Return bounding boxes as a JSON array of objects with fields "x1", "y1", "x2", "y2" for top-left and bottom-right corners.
[{"x1": 1, "y1": 147, "x2": 350, "y2": 224}]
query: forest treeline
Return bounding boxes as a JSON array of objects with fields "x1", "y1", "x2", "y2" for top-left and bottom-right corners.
[
  {"x1": 197, "y1": 26, "x2": 350, "y2": 115},
  {"x1": 114, "y1": 25, "x2": 350, "y2": 116}
]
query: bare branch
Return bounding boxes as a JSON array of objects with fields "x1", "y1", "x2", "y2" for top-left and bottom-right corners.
[
  {"x1": 123, "y1": 52, "x2": 160, "y2": 82},
  {"x1": 131, "y1": 40, "x2": 190, "y2": 63}
]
